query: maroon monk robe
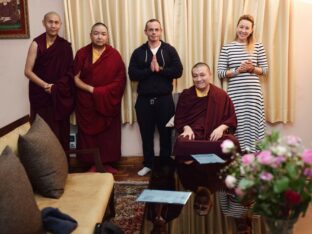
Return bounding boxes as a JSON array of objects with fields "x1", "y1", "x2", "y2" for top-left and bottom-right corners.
[
  {"x1": 173, "y1": 84, "x2": 240, "y2": 192},
  {"x1": 29, "y1": 33, "x2": 74, "y2": 151},
  {"x1": 74, "y1": 44, "x2": 126, "y2": 164}
]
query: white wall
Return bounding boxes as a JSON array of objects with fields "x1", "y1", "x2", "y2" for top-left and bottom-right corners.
[
  {"x1": 121, "y1": 123, "x2": 160, "y2": 156},
  {"x1": 0, "y1": 0, "x2": 64, "y2": 127},
  {"x1": 1, "y1": 0, "x2": 312, "y2": 156}
]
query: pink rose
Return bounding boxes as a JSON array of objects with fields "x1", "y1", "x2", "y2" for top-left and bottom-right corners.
[
  {"x1": 225, "y1": 175, "x2": 237, "y2": 189},
  {"x1": 241, "y1": 154, "x2": 255, "y2": 166},
  {"x1": 302, "y1": 149, "x2": 312, "y2": 165},
  {"x1": 272, "y1": 156, "x2": 286, "y2": 167},
  {"x1": 304, "y1": 168, "x2": 312, "y2": 177},
  {"x1": 286, "y1": 135, "x2": 301, "y2": 146},
  {"x1": 257, "y1": 150, "x2": 274, "y2": 165},
  {"x1": 235, "y1": 187, "x2": 245, "y2": 197},
  {"x1": 273, "y1": 145, "x2": 287, "y2": 156},
  {"x1": 221, "y1": 140, "x2": 235, "y2": 153},
  {"x1": 260, "y1": 171, "x2": 273, "y2": 181}
]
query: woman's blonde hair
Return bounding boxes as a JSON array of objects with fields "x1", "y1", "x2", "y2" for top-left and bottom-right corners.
[{"x1": 235, "y1": 14, "x2": 255, "y2": 53}]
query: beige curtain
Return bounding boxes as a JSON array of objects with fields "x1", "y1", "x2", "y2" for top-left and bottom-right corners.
[
  {"x1": 174, "y1": 0, "x2": 293, "y2": 123},
  {"x1": 63, "y1": 0, "x2": 292, "y2": 123},
  {"x1": 64, "y1": 0, "x2": 175, "y2": 124}
]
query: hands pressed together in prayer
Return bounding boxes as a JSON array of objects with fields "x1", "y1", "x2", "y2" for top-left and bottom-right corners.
[
  {"x1": 150, "y1": 55, "x2": 160, "y2": 72},
  {"x1": 236, "y1": 59, "x2": 255, "y2": 74}
]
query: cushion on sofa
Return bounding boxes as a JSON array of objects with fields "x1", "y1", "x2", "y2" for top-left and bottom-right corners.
[
  {"x1": 18, "y1": 115, "x2": 68, "y2": 198},
  {"x1": 0, "y1": 122, "x2": 30, "y2": 154},
  {"x1": 0, "y1": 146, "x2": 43, "y2": 234},
  {"x1": 35, "y1": 172, "x2": 114, "y2": 233}
]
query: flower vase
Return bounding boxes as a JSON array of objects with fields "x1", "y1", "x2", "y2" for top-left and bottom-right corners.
[{"x1": 263, "y1": 217, "x2": 298, "y2": 234}]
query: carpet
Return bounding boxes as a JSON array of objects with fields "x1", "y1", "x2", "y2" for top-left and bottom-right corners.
[{"x1": 111, "y1": 181, "x2": 149, "y2": 234}]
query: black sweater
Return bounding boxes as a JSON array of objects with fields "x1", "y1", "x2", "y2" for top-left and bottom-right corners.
[{"x1": 128, "y1": 41, "x2": 183, "y2": 96}]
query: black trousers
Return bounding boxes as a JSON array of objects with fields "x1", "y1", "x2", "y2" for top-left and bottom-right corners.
[{"x1": 135, "y1": 95, "x2": 174, "y2": 168}]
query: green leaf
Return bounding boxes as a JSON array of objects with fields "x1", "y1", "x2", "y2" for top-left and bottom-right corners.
[
  {"x1": 273, "y1": 177, "x2": 289, "y2": 193},
  {"x1": 307, "y1": 183, "x2": 312, "y2": 193},
  {"x1": 238, "y1": 178, "x2": 254, "y2": 189},
  {"x1": 286, "y1": 164, "x2": 297, "y2": 178},
  {"x1": 270, "y1": 131, "x2": 280, "y2": 143}
]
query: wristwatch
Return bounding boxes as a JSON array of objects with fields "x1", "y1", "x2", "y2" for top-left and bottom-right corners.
[{"x1": 231, "y1": 68, "x2": 237, "y2": 76}]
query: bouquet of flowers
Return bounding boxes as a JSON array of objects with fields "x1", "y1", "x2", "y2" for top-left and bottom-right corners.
[{"x1": 221, "y1": 131, "x2": 312, "y2": 219}]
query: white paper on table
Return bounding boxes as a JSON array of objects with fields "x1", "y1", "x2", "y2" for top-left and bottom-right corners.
[
  {"x1": 136, "y1": 189, "x2": 192, "y2": 205},
  {"x1": 191, "y1": 153, "x2": 225, "y2": 164}
]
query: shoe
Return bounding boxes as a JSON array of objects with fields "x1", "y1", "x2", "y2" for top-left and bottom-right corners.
[
  {"x1": 103, "y1": 164, "x2": 118, "y2": 174},
  {"x1": 88, "y1": 165, "x2": 96, "y2": 172},
  {"x1": 137, "y1": 167, "x2": 151, "y2": 176}
]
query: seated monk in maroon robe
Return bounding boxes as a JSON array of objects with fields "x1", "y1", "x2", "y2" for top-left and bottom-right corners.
[
  {"x1": 24, "y1": 12, "x2": 74, "y2": 151},
  {"x1": 173, "y1": 63, "x2": 240, "y2": 214},
  {"x1": 73, "y1": 22, "x2": 126, "y2": 173}
]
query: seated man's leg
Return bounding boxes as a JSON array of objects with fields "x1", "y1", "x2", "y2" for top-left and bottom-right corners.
[
  {"x1": 173, "y1": 134, "x2": 239, "y2": 162},
  {"x1": 174, "y1": 134, "x2": 240, "y2": 190},
  {"x1": 174, "y1": 134, "x2": 240, "y2": 215}
]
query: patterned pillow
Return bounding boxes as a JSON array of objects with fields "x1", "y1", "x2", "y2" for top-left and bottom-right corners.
[
  {"x1": 18, "y1": 115, "x2": 68, "y2": 198},
  {"x1": 0, "y1": 146, "x2": 43, "y2": 234}
]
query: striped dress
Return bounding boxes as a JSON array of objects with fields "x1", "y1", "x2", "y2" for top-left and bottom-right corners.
[{"x1": 217, "y1": 41, "x2": 268, "y2": 152}]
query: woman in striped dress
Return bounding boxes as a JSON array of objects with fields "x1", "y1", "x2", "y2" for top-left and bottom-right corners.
[
  {"x1": 217, "y1": 14, "x2": 268, "y2": 153},
  {"x1": 217, "y1": 15, "x2": 268, "y2": 233}
]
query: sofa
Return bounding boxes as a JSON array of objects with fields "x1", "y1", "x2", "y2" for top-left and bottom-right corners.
[{"x1": 0, "y1": 115, "x2": 115, "y2": 234}]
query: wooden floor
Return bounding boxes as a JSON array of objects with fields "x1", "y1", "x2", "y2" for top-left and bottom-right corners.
[
  {"x1": 294, "y1": 206, "x2": 312, "y2": 234},
  {"x1": 112, "y1": 156, "x2": 150, "y2": 182},
  {"x1": 69, "y1": 156, "x2": 150, "y2": 182}
]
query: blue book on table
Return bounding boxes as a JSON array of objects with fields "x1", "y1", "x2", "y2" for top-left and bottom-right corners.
[
  {"x1": 136, "y1": 189, "x2": 192, "y2": 205},
  {"x1": 191, "y1": 153, "x2": 225, "y2": 164}
]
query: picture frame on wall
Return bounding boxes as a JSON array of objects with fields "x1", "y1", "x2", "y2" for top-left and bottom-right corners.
[{"x1": 0, "y1": 0, "x2": 29, "y2": 39}]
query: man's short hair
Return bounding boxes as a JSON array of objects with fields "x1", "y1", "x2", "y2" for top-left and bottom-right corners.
[
  {"x1": 145, "y1": 19, "x2": 161, "y2": 30},
  {"x1": 91, "y1": 22, "x2": 108, "y2": 33},
  {"x1": 192, "y1": 62, "x2": 211, "y2": 73}
]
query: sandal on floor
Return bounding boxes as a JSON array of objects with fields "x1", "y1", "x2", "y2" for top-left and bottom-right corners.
[{"x1": 193, "y1": 187, "x2": 213, "y2": 216}]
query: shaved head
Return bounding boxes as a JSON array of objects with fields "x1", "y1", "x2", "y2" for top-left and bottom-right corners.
[
  {"x1": 43, "y1": 11, "x2": 61, "y2": 23},
  {"x1": 192, "y1": 62, "x2": 211, "y2": 74}
]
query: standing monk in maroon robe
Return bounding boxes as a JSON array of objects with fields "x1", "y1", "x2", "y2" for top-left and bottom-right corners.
[
  {"x1": 73, "y1": 22, "x2": 126, "y2": 173},
  {"x1": 173, "y1": 62, "x2": 240, "y2": 215},
  {"x1": 24, "y1": 12, "x2": 74, "y2": 152}
]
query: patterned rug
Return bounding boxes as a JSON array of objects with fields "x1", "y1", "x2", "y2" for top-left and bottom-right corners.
[{"x1": 111, "y1": 181, "x2": 149, "y2": 234}]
